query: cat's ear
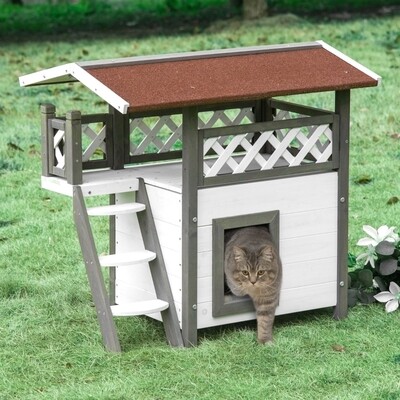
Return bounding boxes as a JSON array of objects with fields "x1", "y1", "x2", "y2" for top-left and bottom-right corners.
[
  {"x1": 233, "y1": 246, "x2": 246, "y2": 263},
  {"x1": 260, "y1": 245, "x2": 274, "y2": 263}
]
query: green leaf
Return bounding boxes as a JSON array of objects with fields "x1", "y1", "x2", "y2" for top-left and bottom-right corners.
[
  {"x1": 348, "y1": 288, "x2": 358, "y2": 307},
  {"x1": 358, "y1": 269, "x2": 373, "y2": 288},
  {"x1": 357, "y1": 290, "x2": 376, "y2": 305},
  {"x1": 348, "y1": 252, "x2": 357, "y2": 268},
  {"x1": 378, "y1": 259, "x2": 398, "y2": 276},
  {"x1": 376, "y1": 241, "x2": 395, "y2": 256},
  {"x1": 387, "y1": 196, "x2": 399, "y2": 205},
  {"x1": 373, "y1": 276, "x2": 388, "y2": 292},
  {"x1": 354, "y1": 175, "x2": 372, "y2": 185}
]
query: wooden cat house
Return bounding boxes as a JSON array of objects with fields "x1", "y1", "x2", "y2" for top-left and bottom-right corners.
[{"x1": 19, "y1": 41, "x2": 380, "y2": 350}]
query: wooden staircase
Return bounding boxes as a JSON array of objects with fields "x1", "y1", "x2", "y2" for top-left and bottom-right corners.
[{"x1": 72, "y1": 178, "x2": 183, "y2": 351}]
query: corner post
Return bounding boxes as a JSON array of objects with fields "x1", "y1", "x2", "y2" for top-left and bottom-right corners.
[
  {"x1": 40, "y1": 103, "x2": 55, "y2": 177},
  {"x1": 334, "y1": 90, "x2": 350, "y2": 320},
  {"x1": 182, "y1": 106, "x2": 199, "y2": 347},
  {"x1": 65, "y1": 110, "x2": 83, "y2": 185},
  {"x1": 109, "y1": 106, "x2": 129, "y2": 170}
]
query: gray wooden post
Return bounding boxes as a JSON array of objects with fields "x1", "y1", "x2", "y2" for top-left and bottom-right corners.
[
  {"x1": 73, "y1": 186, "x2": 121, "y2": 352},
  {"x1": 181, "y1": 106, "x2": 199, "y2": 347},
  {"x1": 40, "y1": 104, "x2": 55, "y2": 177},
  {"x1": 137, "y1": 179, "x2": 184, "y2": 347},
  {"x1": 65, "y1": 110, "x2": 83, "y2": 185},
  {"x1": 334, "y1": 90, "x2": 350, "y2": 320},
  {"x1": 109, "y1": 106, "x2": 128, "y2": 170}
]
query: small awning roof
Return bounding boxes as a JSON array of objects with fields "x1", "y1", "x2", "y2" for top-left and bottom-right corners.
[{"x1": 19, "y1": 41, "x2": 380, "y2": 114}]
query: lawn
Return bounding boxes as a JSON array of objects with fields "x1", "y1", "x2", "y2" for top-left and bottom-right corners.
[{"x1": 0, "y1": 11, "x2": 400, "y2": 400}]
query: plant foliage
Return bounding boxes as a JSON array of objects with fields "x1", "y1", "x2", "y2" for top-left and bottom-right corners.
[{"x1": 348, "y1": 225, "x2": 400, "y2": 308}]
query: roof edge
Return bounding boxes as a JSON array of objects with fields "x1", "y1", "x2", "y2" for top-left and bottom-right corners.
[
  {"x1": 19, "y1": 63, "x2": 78, "y2": 86},
  {"x1": 19, "y1": 63, "x2": 130, "y2": 114},
  {"x1": 317, "y1": 40, "x2": 382, "y2": 85},
  {"x1": 78, "y1": 41, "x2": 323, "y2": 70}
]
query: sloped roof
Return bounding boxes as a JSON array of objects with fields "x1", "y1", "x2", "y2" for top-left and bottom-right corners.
[{"x1": 19, "y1": 41, "x2": 380, "y2": 114}]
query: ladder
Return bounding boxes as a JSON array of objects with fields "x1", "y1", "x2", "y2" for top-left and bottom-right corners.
[{"x1": 72, "y1": 178, "x2": 183, "y2": 351}]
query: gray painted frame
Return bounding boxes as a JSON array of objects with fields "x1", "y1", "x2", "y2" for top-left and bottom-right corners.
[
  {"x1": 212, "y1": 211, "x2": 280, "y2": 318},
  {"x1": 334, "y1": 90, "x2": 350, "y2": 320},
  {"x1": 136, "y1": 178, "x2": 184, "y2": 347},
  {"x1": 181, "y1": 106, "x2": 200, "y2": 347}
]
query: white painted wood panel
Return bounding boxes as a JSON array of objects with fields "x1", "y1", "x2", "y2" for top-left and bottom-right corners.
[
  {"x1": 146, "y1": 184, "x2": 182, "y2": 225},
  {"x1": 198, "y1": 172, "x2": 338, "y2": 226},
  {"x1": 197, "y1": 282, "x2": 337, "y2": 329},
  {"x1": 153, "y1": 219, "x2": 182, "y2": 252}
]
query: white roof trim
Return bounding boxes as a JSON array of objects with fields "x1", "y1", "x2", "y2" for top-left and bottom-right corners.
[
  {"x1": 19, "y1": 63, "x2": 78, "y2": 86},
  {"x1": 317, "y1": 40, "x2": 382, "y2": 86},
  {"x1": 19, "y1": 63, "x2": 130, "y2": 114}
]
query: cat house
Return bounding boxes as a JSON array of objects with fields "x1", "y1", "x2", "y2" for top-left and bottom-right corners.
[{"x1": 19, "y1": 41, "x2": 380, "y2": 350}]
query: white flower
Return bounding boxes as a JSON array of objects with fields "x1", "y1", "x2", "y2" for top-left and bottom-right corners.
[
  {"x1": 356, "y1": 245, "x2": 378, "y2": 268},
  {"x1": 357, "y1": 225, "x2": 399, "y2": 247},
  {"x1": 374, "y1": 282, "x2": 400, "y2": 313}
]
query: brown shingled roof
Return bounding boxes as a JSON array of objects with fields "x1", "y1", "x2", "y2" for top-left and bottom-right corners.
[{"x1": 19, "y1": 41, "x2": 380, "y2": 114}]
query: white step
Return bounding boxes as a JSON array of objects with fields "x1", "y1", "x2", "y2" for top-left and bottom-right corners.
[
  {"x1": 99, "y1": 250, "x2": 156, "y2": 267},
  {"x1": 87, "y1": 202, "x2": 145, "y2": 216},
  {"x1": 111, "y1": 299, "x2": 169, "y2": 316}
]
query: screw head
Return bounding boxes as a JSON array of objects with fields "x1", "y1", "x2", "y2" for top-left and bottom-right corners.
[
  {"x1": 192, "y1": 304, "x2": 197, "y2": 310},
  {"x1": 339, "y1": 281, "x2": 345, "y2": 287},
  {"x1": 192, "y1": 217, "x2": 197, "y2": 223},
  {"x1": 340, "y1": 197, "x2": 345, "y2": 203}
]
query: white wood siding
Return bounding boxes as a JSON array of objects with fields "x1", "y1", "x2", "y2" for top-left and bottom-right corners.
[{"x1": 114, "y1": 168, "x2": 338, "y2": 330}]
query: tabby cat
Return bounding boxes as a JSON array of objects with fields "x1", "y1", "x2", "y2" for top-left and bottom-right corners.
[{"x1": 224, "y1": 226, "x2": 282, "y2": 344}]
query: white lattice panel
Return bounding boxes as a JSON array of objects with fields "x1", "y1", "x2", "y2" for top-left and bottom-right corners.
[
  {"x1": 82, "y1": 123, "x2": 107, "y2": 162},
  {"x1": 203, "y1": 109, "x2": 333, "y2": 177},
  {"x1": 129, "y1": 108, "x2": 254, "y2": 156},
  {"x1": 53, "y1": 128, "x2": 65, "y2": 169}
]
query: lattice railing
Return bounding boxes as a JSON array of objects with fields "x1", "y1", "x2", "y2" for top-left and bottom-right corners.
[
  {"x1": 200, "y1": 103, "x2": 337, "y2": 182},
  {"x1": 41, "y1": 101, "x2": 337, "y2": 185},
  {"x1": 128, "y1": 107, "x2": 255, "y2": 162},
  {"x1": 44, "y1": 110, "x2": 112, "y2": 184}
]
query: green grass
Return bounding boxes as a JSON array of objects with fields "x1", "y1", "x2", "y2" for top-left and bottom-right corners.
[
  {"x1": 1, "y1": 0, "x2": 399, "y2": 39},
  {"x1": 1, "y1": 12, "x2": 400, "y2": 400}
]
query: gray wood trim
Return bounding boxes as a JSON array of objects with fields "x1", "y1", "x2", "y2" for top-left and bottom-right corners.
[
  {"x1": 73, "y1": 186, "x2": 121, "y2": 352},
  {"x1": 136, "y1": 179, "x2": 184, "y2": 347},
  {"x1": 181, "y1": 107, "x2": 199, "y2": 347},
  {"x1": 269, "y1": 99, "x2": 334, "y2": 116},
  {"x1": 52, "y1": 166, "x2": 66, "y2": 178},
  {"x1": 109, "y1": 106, "x2": 128, "y2": 170},
  {"x1": 128, "y1": 151, "x2": 183, "y2": 165},
  {"x1": 65, "y1": 110, "x2": 83, "y2": 185},
  {"x1": 202, "y1": 162, "x2": 335, "y2": 188},
  {"x1": 212, "y1": 211, "x2": 280, "y2": 317},
  {"x1": 332, "y1": 114, "x2": 340, "y2": 170},
  {"x1": 334, "y1": 90, "x2": 350, "y2": 320},
  {"x1": 40, "y1": 104, "x2": 55, "y2": 178},
  {"x1": 79, "y1": 42, "x2": 322, "y2": 70}
]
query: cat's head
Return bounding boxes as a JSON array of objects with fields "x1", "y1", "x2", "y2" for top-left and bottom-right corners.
[{"x1": 232, "y1": 245, "x2": 279, "y2": 291}]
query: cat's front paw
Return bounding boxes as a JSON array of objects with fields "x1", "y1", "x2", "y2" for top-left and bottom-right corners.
[{"x1": 258, "y1": 336, "x2": 273, "y2": 345}]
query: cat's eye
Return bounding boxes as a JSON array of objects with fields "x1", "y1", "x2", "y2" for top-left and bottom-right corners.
[
  {"x1": 257, "y1": 270, "x2": 265, "y2": 276},
  {"x1": 241, "y1": 270, "x2": 249, "y2": 276}
]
